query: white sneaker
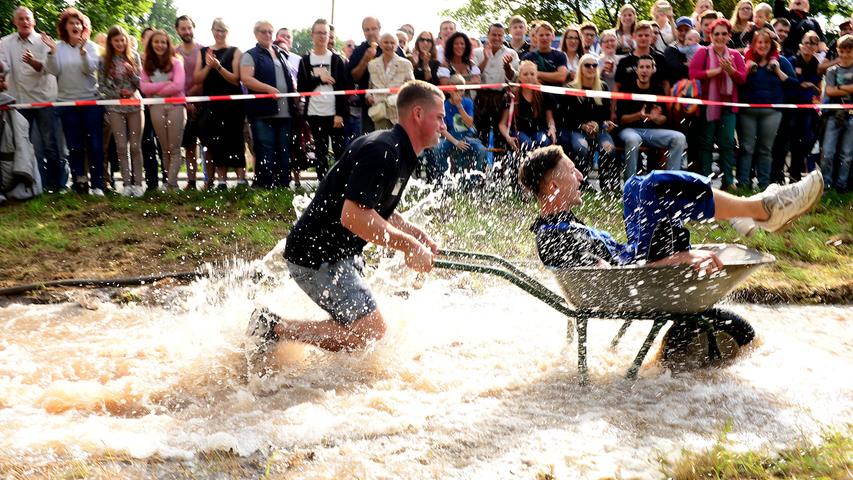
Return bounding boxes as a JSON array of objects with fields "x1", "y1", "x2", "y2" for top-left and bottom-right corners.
[
  {"x1": 121, "y1": 186, "x2": 134, "y2": 197},
  {"x1": 756, "y1": 170, "x2": 824, "y2": 233},
  {"x1": 90, "y1": 188, "x2": 105, "y2": 197},
  {"x1": 728, "y1": 184, "x2": 782, "y2": 237}
]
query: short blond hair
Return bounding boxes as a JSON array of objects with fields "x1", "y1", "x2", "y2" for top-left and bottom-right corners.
[{"x1": 253, "y1": 20, "x2": 273, "y2": 33}]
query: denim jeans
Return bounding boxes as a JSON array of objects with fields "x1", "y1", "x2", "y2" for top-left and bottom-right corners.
[
  {"x1": 251, "y1": 117, "x2": 291, "y2": 188},
  {"x1": 58, "y1": 105, "x2": 104, "y2": 189},
  {"x1": 142, "y1": 107, "x2": 163, "y2": 190},
  {"x1": 517, "y1": 131, "x2": 552, "y2": 150},
  {"x1": 698, "y1": 109, "x2": 736, "y2": 186},
  {"x1": 738, "y1": 108, "x2": 782, "y2": 189},
  {"x1": 434, "y1": 136, "x2": 487, "y2": 175},
  {"x1": 20, "y1": 107, "x2": 67, "y2": 191},
  {"x1": 822, "y1": 113, "x2": 853, "y2": 190},
  {"x1": 618, "y1": 127, "x2": 686, "y2": 179}
]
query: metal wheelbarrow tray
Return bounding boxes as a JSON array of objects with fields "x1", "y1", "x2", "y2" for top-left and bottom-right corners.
[{"x1": 435, "y1": 245, "x2": 775, "y2": 384}]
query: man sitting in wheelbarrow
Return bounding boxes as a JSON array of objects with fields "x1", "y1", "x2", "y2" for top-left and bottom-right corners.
[{"x1": 518, "y1": 145, "x2": 823, "y2": 274}]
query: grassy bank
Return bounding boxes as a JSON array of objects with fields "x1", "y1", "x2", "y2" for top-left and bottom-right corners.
[
  {"x1": 660, "y1": 424, "x2": 853, "y2": 479},
  {"x1": 0, "y1": 186, "x2": 851, "y2": 302}
]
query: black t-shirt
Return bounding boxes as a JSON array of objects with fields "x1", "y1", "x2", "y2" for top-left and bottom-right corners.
[
  {"x1": 509, "y1": 91, "x2": 556, "y2": 135},
  {"x1": 616, "y1": 80, "x2": 667, "y2": 129},
  {"x1": 284, "y1": 125, "x2": 418, "y2": 268},
  {"x1": 521, "y1": 49, "x2": 569, "y2": 85},
  {"x1": 614, "y1": 51, "x2": 669, "y2": 88}
]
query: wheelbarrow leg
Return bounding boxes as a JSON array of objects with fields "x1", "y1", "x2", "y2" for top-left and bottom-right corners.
[
  {"x1": 576, "y1": 315, "x2": 589, "y2": 386},
  {"x1": 626, "y1": 320, "x2": 667, "y2": 380},
  {"x1": 609, "y1": 320, "x2": 632, "y2": 351},
  {"x1": 566, "y1": 316, "x2": 574, "y2": 344}
]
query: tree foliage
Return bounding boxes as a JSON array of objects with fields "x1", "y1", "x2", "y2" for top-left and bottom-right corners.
[
  {"x1": 1, "y1": 0, "x2": 158, "y2": 39},
  {"x1": 136, "y1": 0, "x2": 179, "y2": 43},
  {"x1": 290, "y1": 27, "x2": 313, "y2": 57},
  {"x1": 443, "y1": 0, "x2": 850, "y2": 36}
]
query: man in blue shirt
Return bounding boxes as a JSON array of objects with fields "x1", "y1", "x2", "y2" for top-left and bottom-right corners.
[{"x1": 519, "y1": 146, "x2": 823, "y2": 272}]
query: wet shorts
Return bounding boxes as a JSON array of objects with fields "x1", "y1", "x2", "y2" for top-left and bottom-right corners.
[{"x1": 286, "y1": 256, "x2": 378, "y2": 326}]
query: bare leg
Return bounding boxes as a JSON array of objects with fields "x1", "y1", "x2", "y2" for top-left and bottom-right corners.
[
  {"x1": 712, "y1": 189, "x2": 769, "y2": 221},
  {"x1": 274, "y1": 310, "x2": 387, "y2": 352}
]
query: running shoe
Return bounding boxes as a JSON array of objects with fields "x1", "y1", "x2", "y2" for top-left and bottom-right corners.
[{"x1": 756, "y1": 170, "x2": 823, "y2": 233}]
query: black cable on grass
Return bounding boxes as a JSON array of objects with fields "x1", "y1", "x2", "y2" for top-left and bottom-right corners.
[{"x1": 0, "y1": 272, "x2": 208, "y2": 297}]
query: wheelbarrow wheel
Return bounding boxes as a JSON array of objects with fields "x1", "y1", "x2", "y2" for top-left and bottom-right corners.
[{"x1": 660, "y1": 308, "x2": 755, "y2": 371}]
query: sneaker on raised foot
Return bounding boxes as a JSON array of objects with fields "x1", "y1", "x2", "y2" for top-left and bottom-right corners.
[
  {"x1": 245, "y1": 308, "x2": 284, "y2": 366},
  {"x1": 90, "y1": 188, "x2": 105, "y2": 197},
  {"x1": 756, "y1": 170, "x2": 823, "y2": 233},
  {"x1": 728, "y1": 184, "x2": 782, "y2": 237}
]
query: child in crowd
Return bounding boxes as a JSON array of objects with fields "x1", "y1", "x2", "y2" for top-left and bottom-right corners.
[
  {"x1": 519, "y1": 146, "x2": 823, "y2": 271},
  {"x1": 433, "y1": 74, "x2": 487, "y2": 180},
  {"x1": 683, "y1": 30, "x2": 701, "y2": 61},
  {"x1": 822, "y1": 35, "x2": 853, "y2": 191},
  {"x1": 741, "y1": 3, "x2": 777, "y2": 48}
]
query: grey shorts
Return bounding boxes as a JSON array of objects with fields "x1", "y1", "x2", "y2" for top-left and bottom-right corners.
[{"x1": 287, "y1": 257, "x2": 378, "y2": 326}]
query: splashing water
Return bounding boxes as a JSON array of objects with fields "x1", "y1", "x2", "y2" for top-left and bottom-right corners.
[{"x1": 1, "y1": 239, "x2": 851, "y2": 477}]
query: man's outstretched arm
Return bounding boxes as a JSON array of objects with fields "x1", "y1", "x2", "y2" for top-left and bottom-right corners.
[{"x1": 341, "y1": 199, "x2": 434, "y2": 272}]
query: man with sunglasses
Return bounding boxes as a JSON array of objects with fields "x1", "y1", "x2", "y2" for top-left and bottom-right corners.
[{"x1": 472, "y1": 23, "x2": 519, "y2": 149}]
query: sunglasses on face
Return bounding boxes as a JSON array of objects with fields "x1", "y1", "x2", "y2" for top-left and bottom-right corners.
[
  {"x1": 712, "y1": 31, "x2": 730, "y2": 37},
  {"x1": 418, "y1": 37, "x2": 433, "y2": 42},
  {"x1": 804, "y1": 40, "x2": 818, "y2": 45},
  {"x1": 582, "y1": 63, "x2": 598, "y2": 68}
]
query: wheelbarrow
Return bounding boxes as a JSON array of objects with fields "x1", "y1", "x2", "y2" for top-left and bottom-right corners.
[{"x1": 434, "y1": 244, "x2": 775, "y2": 385}]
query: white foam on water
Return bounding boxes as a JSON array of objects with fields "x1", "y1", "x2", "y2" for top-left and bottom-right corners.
[{"x1": 0, "y1": 250, "x2": 851, "y2": 478}]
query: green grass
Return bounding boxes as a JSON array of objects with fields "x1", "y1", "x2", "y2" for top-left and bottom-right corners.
[
  {"x1": 0, "y1": 186, "x2": 850, "y2": 301},
  {"x1": 661, "y1": 423, "x2": 853, "y2": 479}
]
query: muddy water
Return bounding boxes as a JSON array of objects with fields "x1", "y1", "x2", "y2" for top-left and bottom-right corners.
[{"x1": 1, "y1": 244, "x2": 851, "y2": 478}]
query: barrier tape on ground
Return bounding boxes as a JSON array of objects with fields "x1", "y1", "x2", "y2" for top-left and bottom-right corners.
[{"x1": 2, "y1": 81, "x2": 852, "y2": 110}]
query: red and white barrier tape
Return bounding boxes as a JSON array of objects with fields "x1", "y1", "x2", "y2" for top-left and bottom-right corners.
[{"x1": 2, "y1": 81, "x2": 851, "y2": 110}]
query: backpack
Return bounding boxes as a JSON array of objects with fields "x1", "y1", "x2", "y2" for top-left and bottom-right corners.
[{"x1": 669, "y1": 78, "x2": 702, "y2": 125}]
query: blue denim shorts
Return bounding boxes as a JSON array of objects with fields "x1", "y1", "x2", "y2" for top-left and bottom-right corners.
[{"x1": 286, "y1": 257, "x2": 378, "y2": 326}]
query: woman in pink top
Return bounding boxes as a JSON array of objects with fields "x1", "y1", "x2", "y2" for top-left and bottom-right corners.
[
  {"x1": 689, "y1": 18, "x2": 746, "y2": 189},
  {"x1": 140, "y1": 30, "x2": 186, "y2": 189}
]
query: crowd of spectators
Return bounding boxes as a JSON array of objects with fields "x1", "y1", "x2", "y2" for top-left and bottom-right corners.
[{"x1": 1, "y1": 1, "x2": 852, "y2": 203}]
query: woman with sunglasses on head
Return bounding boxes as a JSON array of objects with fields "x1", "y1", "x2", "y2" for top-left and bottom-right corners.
[
  {"x1": 411, "y1": 31, "x2": 440, "y2": 85},
  {"x1": 689, "y1": 18, "x2": 746, "y2": 189},
  {"x1": 560, "y1": 25, "x2": 583, "y2": 82},
  {"x1": 438, "y1": 32, "x2": 481, "y2": 86},
  {"x1": 561, "y1": 54, "x2": 619, "y2": 191},
  {"x1": 728, "y1": 0, "x2": 754, "y2": 52}
]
